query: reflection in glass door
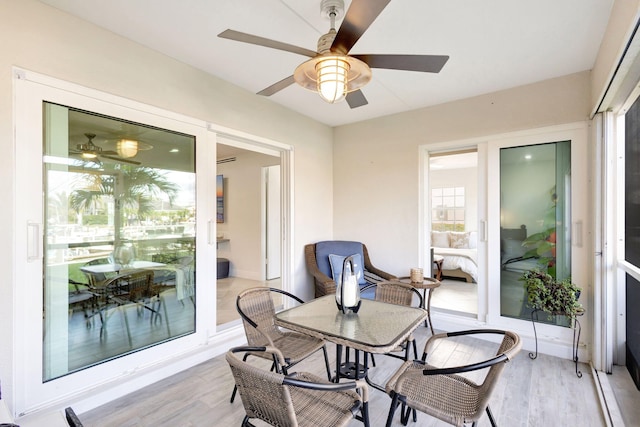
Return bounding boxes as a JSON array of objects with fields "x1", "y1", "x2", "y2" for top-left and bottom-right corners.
[
  {"x1": 499, "y1": 141, "x2": 571, "y2": 324},
  {"x1": 43, "y1": 102, "x2": 196, "y2": 380}
]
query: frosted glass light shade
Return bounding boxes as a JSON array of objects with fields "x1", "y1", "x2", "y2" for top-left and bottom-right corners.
[{"x1": 117, "y1": 139, "x2": 138, "y2": 158}]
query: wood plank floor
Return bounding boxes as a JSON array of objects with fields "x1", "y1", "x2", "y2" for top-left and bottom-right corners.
[{"x1": 80, "y1": 323, "x2": 608, "y2": 426}]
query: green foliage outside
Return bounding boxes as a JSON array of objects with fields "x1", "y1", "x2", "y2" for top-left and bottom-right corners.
[{"x1": 82, "y1": 215, "x2": 108, "y2": 226}]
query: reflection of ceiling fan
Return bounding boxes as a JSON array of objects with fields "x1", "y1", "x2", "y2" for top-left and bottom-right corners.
[
  {"x1": 70, "y1": 133, "x2": 141, "y2": 165},
  {"x1": 218, "y1": 0, "x2": 449, "y2": 108}
]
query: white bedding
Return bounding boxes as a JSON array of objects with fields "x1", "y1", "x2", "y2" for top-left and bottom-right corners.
[{"x1": 434, "y1": 248, "x2": 478, "y2": 282}]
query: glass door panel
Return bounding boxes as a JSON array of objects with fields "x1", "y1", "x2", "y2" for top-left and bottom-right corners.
[
  {"x1": 43, "y1": 102, "x2": 196, "y2": 380},
  {"x1": 499, "y1": 141, "x2": 571, "y2": 325}
]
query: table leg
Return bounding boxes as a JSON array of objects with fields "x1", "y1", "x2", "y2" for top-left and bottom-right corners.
[
  {"x1": 335, "y1": 346, "x2": 367, "y2": 381},
  {"x1": 334, "y1": 344, "x2": 343, "y2": 383},
  {"x1": 433, "y1": 259, "x2": 443, "y2": 281}
]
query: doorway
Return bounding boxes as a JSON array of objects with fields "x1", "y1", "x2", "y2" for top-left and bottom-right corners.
[
  {"x1": 215, "y1": 142, "x2": 283, "y2": 327},
  {"x1": 427, "y1": 150, "x2": 479, "y2": 316}
]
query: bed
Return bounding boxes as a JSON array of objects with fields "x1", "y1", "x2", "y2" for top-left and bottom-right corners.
[{"x1": 431, "y1": 231, "x2": 478, "y2": 283}]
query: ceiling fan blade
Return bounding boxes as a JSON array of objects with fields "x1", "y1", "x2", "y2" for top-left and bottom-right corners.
[
  {"x1": 331, "y1": 0, "x2": 391, "y2": 54},
  {"x1": 352, "y1": 54, "x2": 449, "y2": 73},
  {"x1": 257, "y1": 75, "x2": 296, "y2": 96},
  {"x1": 346, "y1": 90, "x2": 368, "y2": 109},
  {"x1": 218, "y1": 29, "x2": 317, "y2": 58},
  {"x1": 101, "y1": 155, "x2": 141, "y2": 165},
  {"x1": 100, "y1": 150, "x2": 118, "y2": 155}
]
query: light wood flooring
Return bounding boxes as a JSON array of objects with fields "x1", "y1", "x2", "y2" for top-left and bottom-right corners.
[{"x1": 79, "y1": 319, "x2": 610, "y2": 426}]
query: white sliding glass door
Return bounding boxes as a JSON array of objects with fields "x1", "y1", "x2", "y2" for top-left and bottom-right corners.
[{"x1": 14, "y1": 71, "x2": 216, "y2": 414}]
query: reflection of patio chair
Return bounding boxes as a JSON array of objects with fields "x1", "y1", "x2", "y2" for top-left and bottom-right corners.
[
  {"x1": 68, "y1": 278, "x2": 98, "y2": 321},
  {"x1": 96, "y1": 269, "x2": 162, "y2": 346},
  {"x1": 82, "y1": 257, "x2": 114, "y2": 288},
  {"x1": 151, "y1": 255, "x2": 195, "y2": 303}
]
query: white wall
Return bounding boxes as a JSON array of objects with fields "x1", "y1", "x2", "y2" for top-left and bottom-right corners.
[
  {"x1": 0, "y1": 0, "x2": 333, "y2": 414},
  {"x1": 216, "y1": 150, "x2": 279, "y2": 280}
]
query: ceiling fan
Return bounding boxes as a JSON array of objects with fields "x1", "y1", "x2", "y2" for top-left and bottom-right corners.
[
  {"x1": 218, "y1": 0, "x2": 449, "y2": 108},
  {"x1": 70, "y1": 133, "x2": 141, "y2": 165}
]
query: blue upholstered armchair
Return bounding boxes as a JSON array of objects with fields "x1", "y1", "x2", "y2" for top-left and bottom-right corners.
[{"x1": 305, "y1": 241, "x2": 397, "y2": 298}]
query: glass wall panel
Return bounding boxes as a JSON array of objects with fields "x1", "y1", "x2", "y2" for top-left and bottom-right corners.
[
  {"x1": 499, "y1": 141, "x2": 571, "y2": 325},
  {"x1": 625, "y1": 94, "x2": 640, "y2": 388},
  {"x1": 43, "y1": 102, "x2": 196, "y2": 380}
]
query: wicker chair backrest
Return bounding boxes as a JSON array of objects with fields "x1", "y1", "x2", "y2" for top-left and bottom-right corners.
[
  {"x1": 375, "y1": 281, "x2": 416, "y2": 307},
  {"x1": 237, "y1": 288, "x2": 281, "y2": 346},
  {"x1": 471, "y1": 331, "x2": 521, "y2": 417},
  {"x1": 226, "y1": 349, "x2": 296, "y2": 426}
]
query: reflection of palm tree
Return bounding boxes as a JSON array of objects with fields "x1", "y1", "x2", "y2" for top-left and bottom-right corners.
[
  {"x1": 70, "y1": 165, "x2": 179, "y2": 243},
  {"x1": 47, "y1": 191, "x2": 69, "y2": 224}
]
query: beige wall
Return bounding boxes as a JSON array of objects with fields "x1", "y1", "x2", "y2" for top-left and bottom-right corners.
[{"x1": 333, "y1": 71, "x2": 591, "y2": 276}]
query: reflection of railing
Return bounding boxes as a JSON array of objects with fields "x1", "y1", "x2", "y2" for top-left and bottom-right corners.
[{"x1": 47, "y1": 236, "x2": 196, "y2": 263}]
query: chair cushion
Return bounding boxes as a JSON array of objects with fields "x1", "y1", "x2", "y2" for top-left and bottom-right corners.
[
  {"x1": 316, "y1": 241, "x2": 366, "y2": 285},
  {"x1": 328, "y1": 253, "x2": 365, "y2": 285}
]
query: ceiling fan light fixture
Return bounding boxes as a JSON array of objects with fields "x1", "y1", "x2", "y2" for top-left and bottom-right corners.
[
  {"x1": 117, "y1": 139, "x2": 139, "y2": 158},
  {"x1": 81, "y1": 152, "x2": 97, "y2": 159},
  {"x1": 317, "y1": 56, "x2": 349, "y2": 103},
  {"x1": 294, "y1": 54, "x2": 371, "y2": 104}
]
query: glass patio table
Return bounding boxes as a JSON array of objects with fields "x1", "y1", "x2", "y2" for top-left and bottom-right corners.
[{"x1": 275, "y1": 295, "x2": 427, "y2": 391}]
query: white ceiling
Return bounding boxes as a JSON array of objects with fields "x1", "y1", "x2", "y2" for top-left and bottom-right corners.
[{"x1": 38, "y1": 0, "x2": 614, "y2": 127}]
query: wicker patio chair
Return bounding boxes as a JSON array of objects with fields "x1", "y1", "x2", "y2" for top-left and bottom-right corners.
[
  {"x1": 385, "y1": 329, "x2": 522, "y2": 427},
  {"x1": 65, "y1": 407, "x2": 84, "y2": 427},
  {"x1": 305, "y1": 241, "x2": 397, "y2": 298},
  {"x1": 227, "y1": 345, "x2": 370, "y2": 427},
  {"x1": 362, "y1": 281, "x2": 424, "y2": 361},
  {"x1": 230, "y1": 287, "x2": 332, "y2": 403}
]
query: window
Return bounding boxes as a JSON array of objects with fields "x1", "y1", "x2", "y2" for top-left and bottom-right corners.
[
  {"x1": 431, "y1": 186, "x2": 465, "y2": 231},
  {"x1": 43, "y1": 102, "x2": 196, "y2": 380}
]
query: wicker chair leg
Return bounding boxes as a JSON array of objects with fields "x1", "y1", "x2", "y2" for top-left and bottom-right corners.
[
  {"x1": 486, "y1": 405, "x2": 498, "y2": 426},
  {"x1": 361, "y1": 401, "x2": 371, "y2": 427},
  {"x1": 386, "y1": 393, "x2": 401, "y2": 427},
  {"x1": 400, "y1": 402, "x2": 411, "y2": 425}
]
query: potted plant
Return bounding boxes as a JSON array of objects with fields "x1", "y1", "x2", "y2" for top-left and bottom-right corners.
[{"x1": 520, "y1": 269, "x2": 583, "y2": 321}]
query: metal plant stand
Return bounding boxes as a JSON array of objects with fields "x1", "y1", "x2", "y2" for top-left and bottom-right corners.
[{"x1": 529, "y1": 309, "x2": 584, "y2": 378}]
